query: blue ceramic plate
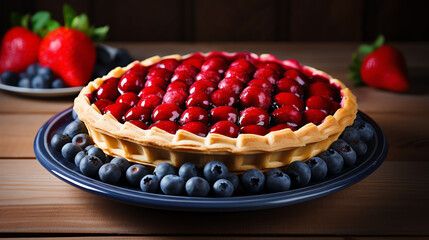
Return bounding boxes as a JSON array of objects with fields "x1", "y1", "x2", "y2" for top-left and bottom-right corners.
[{"x1": 34, "y1": 108, "x2": 388, "y2": 212}]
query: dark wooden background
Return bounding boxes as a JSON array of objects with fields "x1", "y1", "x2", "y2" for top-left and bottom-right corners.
[{"x1": 1, "y1": 0, "x2": 429, "y2": 42}]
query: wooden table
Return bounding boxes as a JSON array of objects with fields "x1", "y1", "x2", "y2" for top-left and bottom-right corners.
[{"x1": 1, "y1": 42, "x2": 428, "y2": 239}]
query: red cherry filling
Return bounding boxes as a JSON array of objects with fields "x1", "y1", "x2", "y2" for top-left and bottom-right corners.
[
  {"x1": 271, "y1": 105, "x2": 302, "y2": 126},
  {"x1": 186, "y1": 92, "x2": 211, "y2": 109},
  {"x1": 150, "y1": 120, "x2": 178, "y2": 134},
  {"x1": 240, "y1": 125, "x2": 269, "y2": 136},
  {"x1": 179, "y1": 107, "x2": 209, "y2": 125},
  {"x1": 273, "y1": 92, "x2": 305, "y2": 111},
  {"x1": 247, "y1": 78, "x2": 273, "y2": 94},
  {"x1": 201, "y1": 56, "x2": 228, "y2": 74},
  {"x1": 269, "y1": 123, "x2": 298, "y2": 132},
  {"x1": 129, "y1": 120, "x2": 148, "y2": 130},
  {"x1": 138, "y1": 94, "x2": 162, "y2": 110},
  {"x1": 210, "y1": 106, "x2": 239, "y2": 124},
  {"x1": 91, "y1": 53, "x2": 344, "y2": 138},
  {"x1": 94, "y1": 99, "x2": 113, "y2": 113},
  {"x1": 283, "y1": 69, "x2": 307, "y2": 85},
  {"x1": 124, "y1": 106, "x2": 152, "y2": 124},
  {"x1": 104, "y1": 103, "x2": 130, "y2": 122},
  {"x1": 211, "y1": 89, "x2": 238, "y2": 107},
  {"x1": 304, "y1": 109, "x2": 328, "y2": 125},
  {"x1": 240, "y1": 86, "x2": 271, "y2": 111},
  {"x1": 138, "y1": 86, "x2": 165, "y2": 99},
  {"x1": 253, "y1": 67, "x2": 279, "y2": 85},
  {"x1": 307, "y1": 82, "x2": 339, "y2": 101},
  {"x1": 195, "y1": 70, "x2": 222, "y2": 84},
  {"x1": 189, "y1": 79, "x2": 216, "y2": 95},
  {"x1": 167, "y1": 81, "x2": 188, "y2": 92},
  {"x1": 238, "y1": 107, "x2": 269, "y2": 128},
  {"x1": 152, "y1": 104, "x2": 183, "y2": 122},
  {"x1": 181, "y1": 122, "x2": 209, "y2": 137},
  {"x1": 230, "y1": 59, "x2": 255, "y2": 74},
  {"x1": 155, "y1": 58, "x2": 180, "y2": 72},
  {"x1": 162, "y1": 89, "x2": 188, "y2": 106},
  {"x1": 218, "y1": 78, "x2": 244, "y2": 95},
  {"x1": 277, "y1": 77, "x2": 304, "y2": 97},
  {"x1": 209, "y1": 120, "x2": 239, "y2": 138},
  {"x1": 116, "y1": 92, "x2": 140, "y2": 108},
  {"x1": 306, "y1": 96, "x2": 336, "y2": 114},
  {"x1": 118, "y1": 64, "x2": 147, "y2": 94},
  {"x1": 95, "y1": 78, "x2": 120, "y2": 101}
]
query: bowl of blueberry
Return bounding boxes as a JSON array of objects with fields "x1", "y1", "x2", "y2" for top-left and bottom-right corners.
[{"x1": 34, "y1": 107, "x2": 387, "y2": 212}]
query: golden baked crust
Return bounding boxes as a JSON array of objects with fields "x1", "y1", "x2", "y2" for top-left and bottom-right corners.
[{"x1": 74, "y1": 52, "x2": 358, "y2": 172}]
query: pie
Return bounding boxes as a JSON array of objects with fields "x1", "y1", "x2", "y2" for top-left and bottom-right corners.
[{"x1": 74, "y1": 52, "x2": 357, "y2": 172}]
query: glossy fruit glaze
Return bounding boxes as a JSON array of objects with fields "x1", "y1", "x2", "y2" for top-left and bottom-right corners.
[{"x1": 87, "y1": 52, "x2": 343, "y2": 138}]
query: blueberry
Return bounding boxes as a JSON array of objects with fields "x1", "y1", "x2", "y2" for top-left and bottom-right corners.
[
  {"x1": 355, "y1": 121, "x2": 374, "y2": 142},
  {"x1": 226, "y1": 172, "x2": 239, "y2": 191},
  {"x1": 26, "y1": 63, "x2": 39, "y2": 78},
  {"x1": 213, "y1": 179, "x2": 234, "y2": 197},
  {"x1": 178, "y1": 162, "x2": 202, "y2": 181},
  {"x1": 306, "y1": 157, "x2": 328, "y2": 181},
  {"x1": 318, "y1": 149, "x2": 344, "y2": 175},
  {"x1": 63, "y1": 120, "x2": 87, "y2": 138},
  {"x1": 72, "y1": 133, "x2": 93, "y2": 149},
  {"x1": 96, "y1": 45, "x2": 113, "y2": 65},
  {"x1": 92, "y1": 63, "x2": 111, "y2": 78},
  {"x1": 110, "y1": 157, "x2": 131, "y2": 175},
  {"x1": 37, "y1": 67, "x2": 54, "y2": 80},
  {"x1": 61, "y1": 142, "x2": 83, "y2": 161},
  {"x1": 99, "y1": 163, "x2": 122, "y2": 184},
  {"x1": 330, "y1": 139, "x2": 357, "y2": 167},
  {"x1": 79, "y1": 155, "x2": 103, "y2": 177},
  {"x1": 160, "y1": 174, "x2": 185, "y2": 195},
  {"x1": 185, "y1": 177, "x2": 210, "y2": 197},
  {"x1": 285, "y1": 161, "x2": 311, "y2": 188},
  {"x1": 52, "y1": 78, "x2": 65, "y2": 88},
  {"x1": 350, "y1": 140, "x2": 368, "y2": 156},
  {"x1": 50, "y1": 133, "x2": 71, "y2": 151},
  {"x1": 74, "y1": 150, "x2": 87, "y2": 166},
  {"x1": 19, "y1": 72, "x2": 27, "y2": 79},
  {"x1": 72, "y1": 109, "x2": 79, "y2": 120},
  {"x1": 241, "y1": 169, "x2": 265, "y2": 194},
  {"x1": 340, "y1": 126, "x2": 360, "y2": 143},
  {"x1": 264, "y1": 168, "x2": 291, "y2": 192},
  {"x1": 203, "y1": 161, "x2": 228, "y2": 183},
  {"x1": 18, "y1": 77, "x2": 31, "y2": 88},
  {"x1": 86, "y1": 146, "x2": 107, "y2": 162},
  {"x1": 153, "y1": 162, "x2": 177, "y2": 179},
  {"x1": 126, "y1": 164, "x2": 149, "y2": 187},
  {"x1": 1, "y1": 71, "x2": 19, "y2": 86},
  {"x1": 84, "y1": 144, "x2": 95, "y2": 151},
  {"x1": 31, "y1": 75, "x2": 51, "y2": 88},
  {"x1": 140, "y1": 174, "x2": 160, "y2": 193}
]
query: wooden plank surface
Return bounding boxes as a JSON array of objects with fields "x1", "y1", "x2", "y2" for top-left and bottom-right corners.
[
  {"x1": 0, "y1": 159, "x2": 428, "y2": 236},
  {"x1": 0, "y1": 42, "x2": 428, "y2": 238}
]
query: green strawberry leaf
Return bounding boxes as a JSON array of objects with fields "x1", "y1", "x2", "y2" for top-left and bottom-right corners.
[
  {"x1": 71, "y1": 14, "x2": 89, "y2": 33},
  {"x1": 31, "y1": 11, "x2": 51, "y2": 32},
  {"x1": 63, "y1": 4, "x2": 77, "y2": 28},
  {"x1": 37, "y1": 19, "x2": 61, "y2": 37},
  {"x1": 373, "y1": 35, "x2": 385, "y2": 49},
  {"x1": 358, "y1": 44, "x2": 374, "y2": 56},
  {"x1": 92, "y1": 26, "x2": 109, "y2": 42},
  {"x1": 21, "y1": 14, "x2": 30, "y2": 29}
]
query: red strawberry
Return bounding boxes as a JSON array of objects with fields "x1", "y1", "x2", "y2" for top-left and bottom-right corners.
[
  {"x1": 349, "y1": 35, "x2": 409, "y2": 93},
  {"x1": 0, "y1": 27, "x2": 41, "y2": 74},
  {"x1": 360, "y1": 45, "x2": 409, "y2": 92},
  {"x1": 39, "y1": 27, "x2": 96, "y2": 87}
]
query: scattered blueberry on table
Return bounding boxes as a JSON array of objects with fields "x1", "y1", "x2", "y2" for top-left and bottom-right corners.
[{"x1": 51, "y1": 113, "x2": 374, "y2": 197}]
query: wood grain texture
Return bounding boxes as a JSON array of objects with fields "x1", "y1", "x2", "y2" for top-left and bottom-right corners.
[{"x1": 0, "y1": 160, "x2": 428, "y2": 235}]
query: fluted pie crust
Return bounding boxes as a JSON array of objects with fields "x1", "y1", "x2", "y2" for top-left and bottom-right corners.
[{"x1": 74, "y1": 53, "x2": 358, "y2": 172}]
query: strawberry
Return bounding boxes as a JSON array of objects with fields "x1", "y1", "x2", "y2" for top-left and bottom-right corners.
[
  {"x1": 38, "y1": 5, "x2": 108, "y2": 87},
  {"x1": 39, "y1": 27, "x2": 96, "y2": 87},
  {"x1": 349, "y1": 35, "x2": 409, "y2": 93}
]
